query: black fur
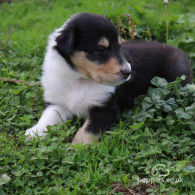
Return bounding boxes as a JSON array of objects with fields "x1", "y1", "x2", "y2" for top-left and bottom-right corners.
[
  {"x1": 55, "y1": 13, "x2": 193, "y2": 138},
  {"x1": 55, "y1": 13, "x2": 126, "y2": 68},
  {"x1": 86, "y1": 40, "x2": 193, "y2": 136}
]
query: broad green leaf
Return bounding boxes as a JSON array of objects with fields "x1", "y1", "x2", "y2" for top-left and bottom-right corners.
[
  {"x1": 184, "y1": 166, "x2": 195, "y2": 173},
  {"x1": 151, "y1": 77, "x2": 168, "y2": 88},
  {"x1": 175, "y1": 108, "x2": 192, "y2": 119},
  {"x1": 130, "y1": 122, "x2": 145, "y2": 130},
  {"x1": 0, "y1": 174, "x2": 11, "y2": 185},
  {"x1": 148, "y1": 88, "x2": 170, "y2": 98},
  {"x1": 142, "y1": 97, "x2": 153, "y2": 110}
]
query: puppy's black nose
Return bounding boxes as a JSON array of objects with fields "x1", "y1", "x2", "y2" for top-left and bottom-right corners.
[{"x1": 121, "y1": 69, "x2": 131, "y2": 79}]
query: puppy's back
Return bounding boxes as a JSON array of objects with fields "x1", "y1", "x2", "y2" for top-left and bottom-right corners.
[{"x1": 121, "y1": 41, "x2": 193, "y2": 85}]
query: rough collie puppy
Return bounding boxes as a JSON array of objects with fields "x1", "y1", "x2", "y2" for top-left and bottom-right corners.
[{"x1": 25, "y1": 12, "x2": 193, "y2": 144}]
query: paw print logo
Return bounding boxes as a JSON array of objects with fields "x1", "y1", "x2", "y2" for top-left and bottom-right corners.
[{"x1": 151, "y1": 164, "x2": 170, "y2": 177}]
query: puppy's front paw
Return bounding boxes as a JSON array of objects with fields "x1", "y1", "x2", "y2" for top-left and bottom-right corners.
[
  {"x1": 25, "y1": 125, "x2": 47, "y2": 140},
  {"x1": 71, "y1": 129, "x2": 99, "y2": 145}
]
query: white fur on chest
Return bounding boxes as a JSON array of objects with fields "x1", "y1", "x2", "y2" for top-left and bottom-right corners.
[
  {"x1": 42, "y1": 75, "x2": 115, "y2": 116},
  {"x1": 63, "y1": 79, "x2": 115, "y2": 116},
  {"x1": 41, "y1": 29, "x2": 115, "y2": 116}
]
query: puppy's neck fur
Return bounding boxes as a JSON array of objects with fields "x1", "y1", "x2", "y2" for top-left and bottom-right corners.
[{"x1": 41, "y1": 23, "x2": 115, "y2": 116}]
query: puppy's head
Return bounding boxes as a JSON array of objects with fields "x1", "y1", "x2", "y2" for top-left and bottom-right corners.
[{"x1": 55, "y1": 12, "x2": 131, "y2": 86}]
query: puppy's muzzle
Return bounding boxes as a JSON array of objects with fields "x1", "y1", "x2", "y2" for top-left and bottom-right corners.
[
  {"x1": 121, "y1": 69, "x2": 132, "y2": 79},
  {"x1": 121, "y1": 61, "x2": 131, "y2": 81}
]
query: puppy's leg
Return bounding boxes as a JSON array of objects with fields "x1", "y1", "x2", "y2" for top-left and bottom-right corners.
[
  {"x1": 25, "y1": 105, "x2": 72, "y2": 140},
  {"x1": 72, "y1": 106, "x2": 117, "y2": 145}
]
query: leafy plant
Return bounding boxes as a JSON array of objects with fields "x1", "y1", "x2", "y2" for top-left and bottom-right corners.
[{"x1": 0, "y1": 0, "x2": 194, "y2": 194}]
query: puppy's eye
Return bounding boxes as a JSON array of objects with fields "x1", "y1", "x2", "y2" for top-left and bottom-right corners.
[{"x1": 96, "y1": 46, "x2": 106, "y2": 52}]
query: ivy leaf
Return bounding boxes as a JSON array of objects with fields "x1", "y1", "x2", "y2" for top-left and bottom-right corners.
[
  {"x1": 148, "y1": 87, "x2": 170, "y2": 98},
  {"x1": 12, "y1": 165, "x2": 23, "y2": 177},
  {"x1": 141, "y1": 97, "x2": 153, "y2": 110},
  {"x1": 151, "y1": 77, "x2": 168, "y2": 88},
  {"x1": 162, "y1": 104, "x2": 172, "y2": 112},
  {"x1": 0, "y1": 174, "x2": 11, "y2": 185},
  {"x1": 175, "y1": 160, "x2": 188, "y2": 172},
  {"x1": 151, "y1": 95, "x2": 164, "y2": 109},
  {"x1": 144, "y1": 127, "x2": 152, "y2": 137},
  {"x1": 184, "y1": 166, "x2": 195, "y2": 173},
  {"x1": 136, "y1": 111, "x2": 154, "y2": 122},
  {"x1": 175, "y1": 108, "x2": 192, "y2": 119},
  {"x1": 162, "y1": 98, "x2": 177, "y2": 112},
  {"x1": 130, "y1": 122, "x2": 145, "y2": 130}
]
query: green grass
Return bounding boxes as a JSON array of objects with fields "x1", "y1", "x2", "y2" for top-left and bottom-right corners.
[{"x1": 0, "y1": 0, "x2": 195, "y2": 194}]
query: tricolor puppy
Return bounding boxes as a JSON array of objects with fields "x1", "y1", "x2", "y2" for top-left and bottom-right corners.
[{"x1": 25, "y1": 13, "x2": 193, "y2": 144}]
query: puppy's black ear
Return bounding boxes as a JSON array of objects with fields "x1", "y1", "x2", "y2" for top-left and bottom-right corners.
[{"x1": 55, "y1": 29, "x2": 75, "y2": 57}]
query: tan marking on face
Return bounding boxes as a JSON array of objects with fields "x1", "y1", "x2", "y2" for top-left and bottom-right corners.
[
  {"x1": 71, "y1": 119, "x2": 100, "y2": 145},
  {"x1": 98, "y1": 37, "x2": 109, "y2": 48},
  {"x1": 70, "y1": 51, "x2": 122, "y2": 84}
]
